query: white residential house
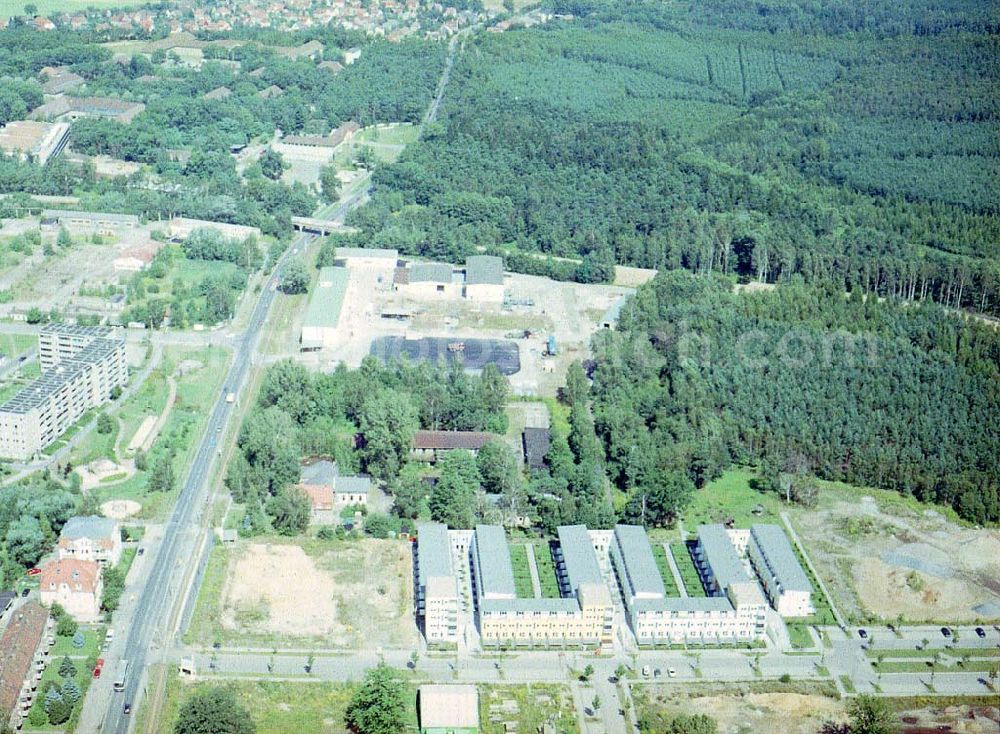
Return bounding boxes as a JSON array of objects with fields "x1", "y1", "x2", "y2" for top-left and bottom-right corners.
[{"x1": 57, "y1": 516, "x2": 122, "y2": 566}]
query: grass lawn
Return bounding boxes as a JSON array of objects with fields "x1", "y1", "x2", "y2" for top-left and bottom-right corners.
[
  {"x1": 651, "y1": 543, "x2": 681, "y2": 597},
  {"x1": 51, "y1": 631, "x2": 100, "y2": 660},
  {"x1": 783, "y1": 540, "x2": 838, "y2": 626},
  {"x1": 182, "y1": 543, "x2": 229, "y2": 647},
  {"x1": 669, "y1": 542, "x2": 706, "y2": 597},
  {"x1": 153, "y1": 676, "x2": 417, "y2": 734},
  {"x1": 532, "y1": 541, "x2": 562, "y2": 599},
  {"x1": 865, "y1": 647, "x2": 1000, "y2": 659},
  {"x1": 0, "y1": 332, "x2": 35, "y2": 357},
  {"x1": 479, "y1": 684, "x2": 579, "y2": 734},
  {"x1": 356, "y1": 123, "x2": 420, "y2": 146},
  {"x1": 26, "y1": 655, "x2": 96, "y2": 732},
  {"x1": 786, "y1": 623, "x2": 815, "y2": 650},
  {"x1": 118, "y1": 546, "x2": 138, "y2": 579},
  {"x1": 510, "y1": 543, "x2": 534, "y2": 598},
  {"x1": 682, "y1": 469, "x2": 782, "y2": 529},
  {"x1": 95, "y1": 345, "x2": 229, "y2": 521}
]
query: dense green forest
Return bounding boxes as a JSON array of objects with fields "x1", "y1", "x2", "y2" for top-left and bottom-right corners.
[
  {"x1": 346, "y1": 0, "x2": 999, "y2": 313},
  {"x1": 590, "y1": 272, "x2": 1000, "y2": 524}
]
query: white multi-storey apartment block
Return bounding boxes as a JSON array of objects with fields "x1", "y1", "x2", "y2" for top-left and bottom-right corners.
[
  {"x1": 611, "y1": 524, "x2": 767, "y2": 645},
  {"x1": 0, "y1": 325, "x2": 127, "y2": 460},
  {"x1": 471, "y1": 524, "x2": 613, "y2": 647},
  {"x1": 416, "y1": 523, "x2": 460, "y2": 645},
  {"x1": 749, "y1": 524, "x2": 814, "y2": 617}
]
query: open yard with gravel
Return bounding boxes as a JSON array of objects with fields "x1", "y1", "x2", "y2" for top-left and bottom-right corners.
[{"x1": 789, "y1": 484, "x2": 1000, "y2": 624}]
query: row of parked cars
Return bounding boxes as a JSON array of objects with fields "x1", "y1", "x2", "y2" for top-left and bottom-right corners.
[{"x1": 858, "y1": 626, "x2": 989, "y2": 640}]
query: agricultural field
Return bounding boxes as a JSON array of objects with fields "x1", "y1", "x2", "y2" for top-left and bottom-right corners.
[{"x1": 185, "y1": 537, "x2": 417, "y2": 650}]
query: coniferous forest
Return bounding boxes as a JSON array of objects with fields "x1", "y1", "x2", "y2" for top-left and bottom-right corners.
[{"x1": 348, "y1": 0, "x2": 1000, "y2": 314}]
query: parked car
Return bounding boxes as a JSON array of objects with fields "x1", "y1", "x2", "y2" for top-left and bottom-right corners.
[
  {"x1": 641, "y1": 665, "x2": 651, "y2": 677},
  {"x1": 26, "y1": 568, "x2": 41, "y2": 576},
  {"x1": 137, "y1": 548, "x2": 145, "y2": 556},
  {"x1": 667, "y1": 668, "x2": 677, "y2": 678},
  {"x1": 975, "y1": 627, "x2": 986, "y2": 638},
  {"x1": 858, "y1": 629, "x2": 868, "y2": 639},
  {"x1": 940, "y1": 626, "x2": 952, "y2": 638},
  {"x1": 20, "y1": 588, "x2": 29, "y2": 597}
]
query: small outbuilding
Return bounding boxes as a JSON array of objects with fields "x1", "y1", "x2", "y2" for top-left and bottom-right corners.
[{"x1": 419, "y1": 684, "x2": 479, "y2": 734}]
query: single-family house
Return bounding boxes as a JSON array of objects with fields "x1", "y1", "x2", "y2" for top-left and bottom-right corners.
[{"x1": 57, "y1": 516, "x2": 122, "y2": 565}]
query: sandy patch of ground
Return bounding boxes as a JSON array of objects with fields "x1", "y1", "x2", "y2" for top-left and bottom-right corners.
[
  {"x1": 101, "y1": 499, "x2": 142, "y2": 519},
  {"x1": 638, "y1": 685, "x2": 844, "y2": 734},
  {"x1": 221, "y1": 543, "x2": 340, "y2": 638},
  {"x1": 219, "y1": 540, "x2": 417, "y2": 648},
  {"x1": 898, "y1": 705, "x2": 1000, "y2": 734},
  {"x1": 793, "y1": 493, "x2": 1000, "y2": 623},
  {"x1": 613, "y1": 265, "x2": 657, "y2": 287},
  {"x1": 127, "y1": 415, "x2": 157, "y2": 452},
  {"x1": 78, "y1": 458, "x2": 136, "y2": 490}
]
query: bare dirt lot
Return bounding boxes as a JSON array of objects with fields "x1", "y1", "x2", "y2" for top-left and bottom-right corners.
[
  {"x1": 635, "y1": 683, "x2": 844, "y2": 734},
  {"x1": 791, "y1": 489, "x2": 1000, "y2": 623},
  {"x1": 218, "y1": 539, "x2": 417, "y2": 649}
]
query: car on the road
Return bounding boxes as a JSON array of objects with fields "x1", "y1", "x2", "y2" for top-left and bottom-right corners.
[
  {"x1": 138, "y1": 548, "x2": 145, "y2": 556},
  {"x1": 20, "y1": 588, "x2": 29, "y2": 597},
  {"x1": 667, "y1": 668, "x2": 677, "y2": 678},
  {"x1": 940, "y1": 626, "x2": 952, "y2": 638},
  {"x1": 858, "y1": 628, "x2": 868, "y2": 639},
  {"x1": 123, "y1": 703, "x2": 132, "y2": 715},
  {"x1": 975, "y1": 627, "x2": 986, "y2": 638},
  {"x1": 93, "y1": 659, "x2": 105, "y2": 678}
]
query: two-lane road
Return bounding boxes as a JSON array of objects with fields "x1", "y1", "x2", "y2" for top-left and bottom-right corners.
[{"x1": 99, "y1": 235, "x2": 314, "y2": 734}]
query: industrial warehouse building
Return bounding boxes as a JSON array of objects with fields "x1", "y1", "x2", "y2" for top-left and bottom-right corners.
[
  {"x1": 464, "y1": 255, "x2": 505, "y2": 303},
  {"x1": 472, "y1": 524, "x2": 613, "y2": 647},
  {"x1": 396, "y1": 261, "x2": 461, "y2": 300},
  {"x1": 748, "y1": 524, "x2": 814, "y2": 617},
  {"x1": 0, "y1": 120, "x2": 70, "y2": 166},
  {"x1": 416, "y1": 523, "x2": 460, "y2": 645},
  {"x1": 300, "y1": 266, "x2": 349, "y2": 350},
  {"x1": 41, "y1": 209, "x2": 139, "y2": 236},
  {"x1": 611, "y1": 524, "x2": 768, "y2": 645},
  {"x1": 0, "y1": 325, "x2": 128, "y2": 460}
]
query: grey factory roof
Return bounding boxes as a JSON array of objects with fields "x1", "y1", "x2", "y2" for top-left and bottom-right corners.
[
  {"x1": 299, "y1": 459, "x2": 337, "y2": 487},
  {"x1": 408, "y1": 261, "x2": 454, "y2": 284},
  {"x1": 465, "y1": 255, "x2": 503, "y2": 285},
  {"x1": 417, "y1": 523, "x2": 453, "y2": 586},
  {"x1": 41, "y1": 209, "x2": 139, "y2": 225},
  {"x1": 0, "y1": 338, "x2": 122, "y2": 414},
  {"x1": 697, "y1": 524, "x2": 751, "y2": 590},
  {"x1": 613, "y1": 525, "x2": 666, "y2": 599},
  {"x1": 302, "y1": 266, "x2": 348, "y2": 329},
  {"x1": 335, "y1": 475, "x2": 371, "y2": 495},
  {"x1": 335, "y1": 247, "x2": 398, "y2": 260},
  {"x1": 557, "y1": 525, "x2": 603, "y2": 591},
  {"x1": 474, "y1": 525, "x2": 516, "y2": 599},
  {"x1": 751, "y1": 524, "x2": 813, "y2": 593},
  {"x1": 60, "y1": 516, "x2": 117, "y2": 541}
]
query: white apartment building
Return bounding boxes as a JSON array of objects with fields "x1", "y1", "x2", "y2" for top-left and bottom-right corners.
[
  {"x1": 0, "y1": 325, "x2": 127, "y2": 460},
  {"x1": 611, "y1": 524, "x2": 767, "y2": 646},
  {"x1": 416, "y1": 523, "x2": 460, "y2": 645},
  {"x1": 749, "y1": 524, "x2": 815, "y2": 617},
  {"x1": 57, "y1": 516, "x2": 122, "y2": 566},
  {"x1": 472, "y1": 525, "x2": 613, "y2": 647}
]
